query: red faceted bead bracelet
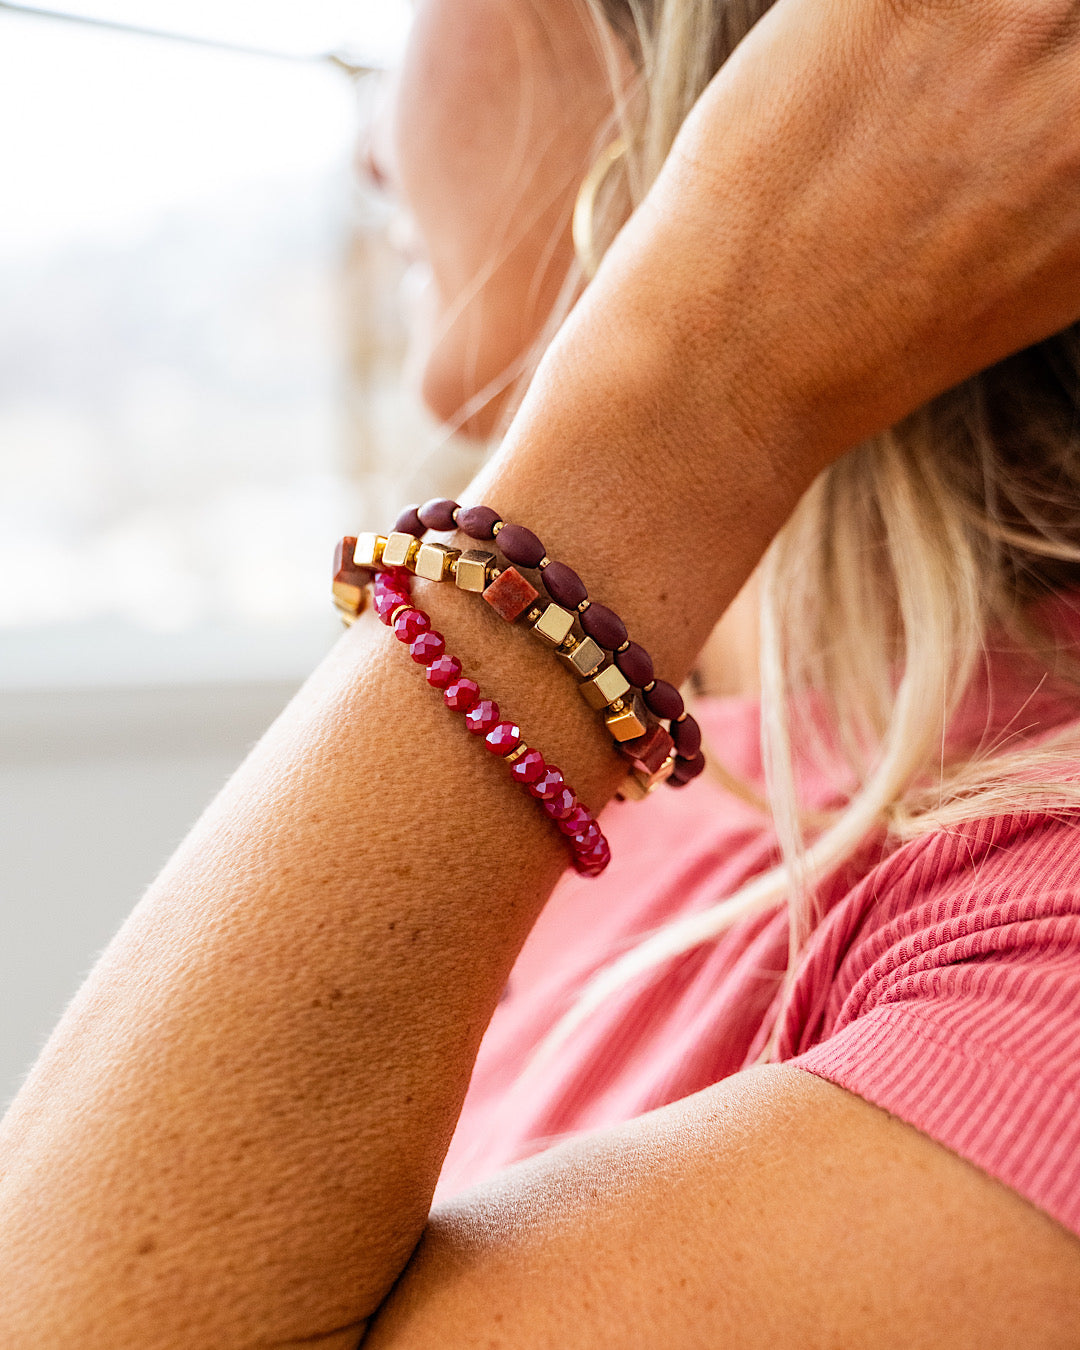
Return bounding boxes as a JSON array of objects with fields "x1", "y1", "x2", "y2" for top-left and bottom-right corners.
[{"x1": 372, "y1": 568, "x2": 611, "y2": 877}]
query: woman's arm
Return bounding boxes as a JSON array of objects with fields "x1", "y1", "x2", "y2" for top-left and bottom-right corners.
[
  {"x1": 3, "y1": 0, "x2": 1080, "y2": 1344},
  {"x1": 364, "y1": 1065, "x2": 1080, "y2": 1349}
]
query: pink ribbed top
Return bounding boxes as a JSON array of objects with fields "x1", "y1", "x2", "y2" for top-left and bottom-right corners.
[{"x1": 438, "y1": 596, "x2": 1080, "y2": 1238}]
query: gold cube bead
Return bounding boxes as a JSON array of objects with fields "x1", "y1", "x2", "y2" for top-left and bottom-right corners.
[
  {"x1": 382, "y1": 531, "x2": 421, "y2": 570},
  {"x1": 605, "y1": 691, "x2": 649, "y2": 742},
  {"x1": 414, "y1": 541, "x2": 459, "y2": 582},
  {"x1": 556, "y1": 636, "x2": 604, "y2": 679},
  {"x1": 531, "y1": 602, "x2": 575, "y2": 647},
  {"x1": 332, "y1": 580, "x2": 365, "y2": 614},
  {"x1": 454, "y1": 548, "x2": 498, "y2": 593},
  {"x1": 580, "y1": 662, "x2": 631, "y2": 711},
  {"x1": 615, "y1": 771, "x2": 650, "y2": 802},
  {"x1": 352, "y1": 533, "x2": 386, "y2": 569}
]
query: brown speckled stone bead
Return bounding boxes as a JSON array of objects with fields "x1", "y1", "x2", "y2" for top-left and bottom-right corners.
[
  {"x1": 619, "y1": 723, "x2": 675, "y2": 777},
  {"x1": 482, "y1": 566, "x2": 540, "y2": 621}
]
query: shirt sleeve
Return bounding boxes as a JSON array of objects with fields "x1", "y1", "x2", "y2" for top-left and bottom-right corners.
[{"x1": 790, "y1": 808, "x2": 1080, "y2": 1238}]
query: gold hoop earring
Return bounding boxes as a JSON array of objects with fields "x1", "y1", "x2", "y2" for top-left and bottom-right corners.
[{"x1": 572, "y1": 137, "x2": 627, "y2": 281}]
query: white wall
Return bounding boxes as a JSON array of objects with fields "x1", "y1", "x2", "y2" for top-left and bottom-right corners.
[{"x1": 0, "y1": 669, "x2": 306, "y2": 1109}]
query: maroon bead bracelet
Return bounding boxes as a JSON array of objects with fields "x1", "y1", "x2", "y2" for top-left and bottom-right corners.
[
  {"x1": 396, "y1": 498, "x2": 707, "y2": 788},
  {"x1": 372, "y1": 568, "x2": 612, "y2": 877}
]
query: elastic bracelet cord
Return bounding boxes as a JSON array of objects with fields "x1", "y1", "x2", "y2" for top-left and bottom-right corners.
[
  {"x1": 371, "y1": 568, "x2": 612, "y2": 879},
  {"x1": 400, "y1": 499, "x2": 706, "y2": 790}
]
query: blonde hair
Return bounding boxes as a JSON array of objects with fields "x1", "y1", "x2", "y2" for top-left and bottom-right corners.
[{"x1": 522, "y1": 0, "x2": 1080, "y2": 1064}]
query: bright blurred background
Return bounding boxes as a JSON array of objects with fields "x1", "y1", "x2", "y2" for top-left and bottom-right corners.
[{"x1": 0, "y1": 1, "x2": 486, "y2": 1106}]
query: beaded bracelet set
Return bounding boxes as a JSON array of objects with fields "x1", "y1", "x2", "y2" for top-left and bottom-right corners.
[{"x1": 332, "y1": 498, "x2": 706, "y2": 878}]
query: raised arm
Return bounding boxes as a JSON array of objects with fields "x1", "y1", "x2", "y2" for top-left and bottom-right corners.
[{"x1": 3, "y1": 0, "x2": 1080, "y2": 1345}]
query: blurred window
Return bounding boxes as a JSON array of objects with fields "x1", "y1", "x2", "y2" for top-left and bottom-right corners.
[{"x1": 0, "y1": 2, "x2": 414, "y2": 686}]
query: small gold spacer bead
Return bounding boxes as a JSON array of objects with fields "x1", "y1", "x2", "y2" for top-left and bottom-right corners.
[
  {"x1": 616, "y1": 640, "x2": 630, "y2": 653},
  {"x1": 491, "y1": 520, "x2": 505, "y2": 536},
  {"x1": 452, "y1": 506, "x2": 461, "y2": 523},
  {"x1": 504, "y1": 742, "x2": 528, "y2": 765},
  {"x1": 676, "y1": 710, "x2": 688, "y2": 722},
  {"x1": 608, "y1": 697, "x2": 626, "y2": 713},
  {"x1": 388, "y1": 603, "x2": 411, "y2": 625},
  {"x1": 527, "y1": 607, "x2": 543, "y2": 623},
  {"x1": 643, "y1": 679, "x2": 657, "y2": 691},
  {"x1": 538, "y1": 555, "x2": 551, "y2": 569},
  {"x1": 577, "y1": 599, "x2": 591, "y2": 613},
  {"x1": 491, "y1": 567, "x2": 502, "y2": 580}
]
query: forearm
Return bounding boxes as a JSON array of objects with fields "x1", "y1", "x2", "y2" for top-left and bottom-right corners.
[{"x1": 0, "y1": 260, "x2": 813, "y2": 1348}]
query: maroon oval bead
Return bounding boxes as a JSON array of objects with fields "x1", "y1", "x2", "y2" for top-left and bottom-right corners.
[
  {"x1": 580, "y1": 602, "x2": 627, "y2": 650},
  {"x1": 485, "y1": 721, "x2": 522, "y2": 756},
  {"x1": 497, "y1": 522, "x2": 545, "y2": 568},
  {"x1": 464, "y1": 698, "x2": 500, "y2": 735},
  {"x1": 669, "y1": 749, "x2": 706, "y2": 785},
  {"x1": 541, "y1": 560, "x2": 587, "y2": 609},
  {"x1": 426, "y1": 654, "x2": 462, "y2": 689},
  {"x1": 528, "y1": 767, "x2": 565, "y2": 801},
  {"x1": 543, "y1": 786, "x2": 577, "y2": 821},
  {"x1": 457, "y1": 504, "x2": 502, "y2": 539},
  {"x1": 614, "y1": 641, "x2": 654, "y2": 688},
  {"x1": 394, "y1": 503, "x2": 425, "y2": 537},
  {"x1": 671, "y1": 714, "x2": 702, "y2": 759},
  {"x1": 444, "y1": 678, "x2": 480, "y2": 712},
  {"x1": 418, "y1": 497, "x2": 459, "y2": 531},
  {"x1": 643, "y1": 679, "x2": 684, "y2": 721},
  {"x1": 410, "y1": 631, "x2": 445, "y2": 666}
]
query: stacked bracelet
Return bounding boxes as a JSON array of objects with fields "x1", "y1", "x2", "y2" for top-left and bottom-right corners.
[
  {"x1": 385, "y1": 498, "x2": 706, "y2": 793},
  {"x1": 370, "y1": 568, "x2": 611, "y2": 877}
]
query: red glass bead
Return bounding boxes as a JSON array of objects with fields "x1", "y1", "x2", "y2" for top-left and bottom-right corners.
[
  {"x1": 615, "y1": 640, "x2": 654, "y2": 688},
  {"x1": 580, "y1": 601, "x2": 627, "y2": 650},
  {"x1": 543, "y1": 786, "x2": 577, "y2": 821},
  {"x1": 410, "y1": 630, "x2": 445, "y2": 665},
  {"x1": 576, "y1": 836, "x2": 611, "y2": 869},
  {"x1": 464, "y1": 698, "x2": 500, "y2": 735},
  {"x1": 418, "y1": 497, "x2": 459, "y2": 531},
  {"x1": 373, "y1": 588, "x2": 402, "y2": 621},
  {"x1": 457, "y1": 504, "x2": 502, "y2": 539},
  {"x1": 394, "y1": 503, "x2": 426, "y2": 537},
  {"x1": 541, "y1": 560, "x2": 587, "y2": 609},
  {"x1": 509, "y1": 748, "x2": 545, "y2": 784},
  {"x1": 444, "y1": 678, "x2": 480, "y2": 712},
  {"x1": 482, "y1": 566, "x2": 540, "y2": 622},
  {"x1": 485, "y1": 720, "x2": 522, "y2": 755},
  {"x1": 669, "y1": 749, "x2": 706, "y2": 784},
  {"x1": 425, "y1": 654, "x2": 462, "y2": 689},
  {"x1": 528, "y1": 767, "x2": 565, "y2": 800},
  {"x1": 557, "y1": 804, "x2": 592, "y2": 836},
  {"x1": 573, "y1": 820, "x2": 602, "y2": 849},
  {"x1": 672, "y1": 714, "x2": 702, "y2": 759},
  {"x1": 643, "y1": 679, "x2": 684, "y2": 721},
  {"x1": 497, "y1": 522, "x2": 545, "y2": 568},
  {"x1": 393, "y1": 608, "x2": 430, "y2": 643}
]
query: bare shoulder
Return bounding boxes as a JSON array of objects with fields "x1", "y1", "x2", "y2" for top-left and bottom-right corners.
[{"x1": 364, "y1": 1064, "x2": 1080, "y2": 1349}]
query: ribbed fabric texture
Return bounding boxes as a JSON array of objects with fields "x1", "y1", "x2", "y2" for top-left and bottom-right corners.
[{"x1": 438, "y1": 605, "x2": 1080, "y2": 1237}]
